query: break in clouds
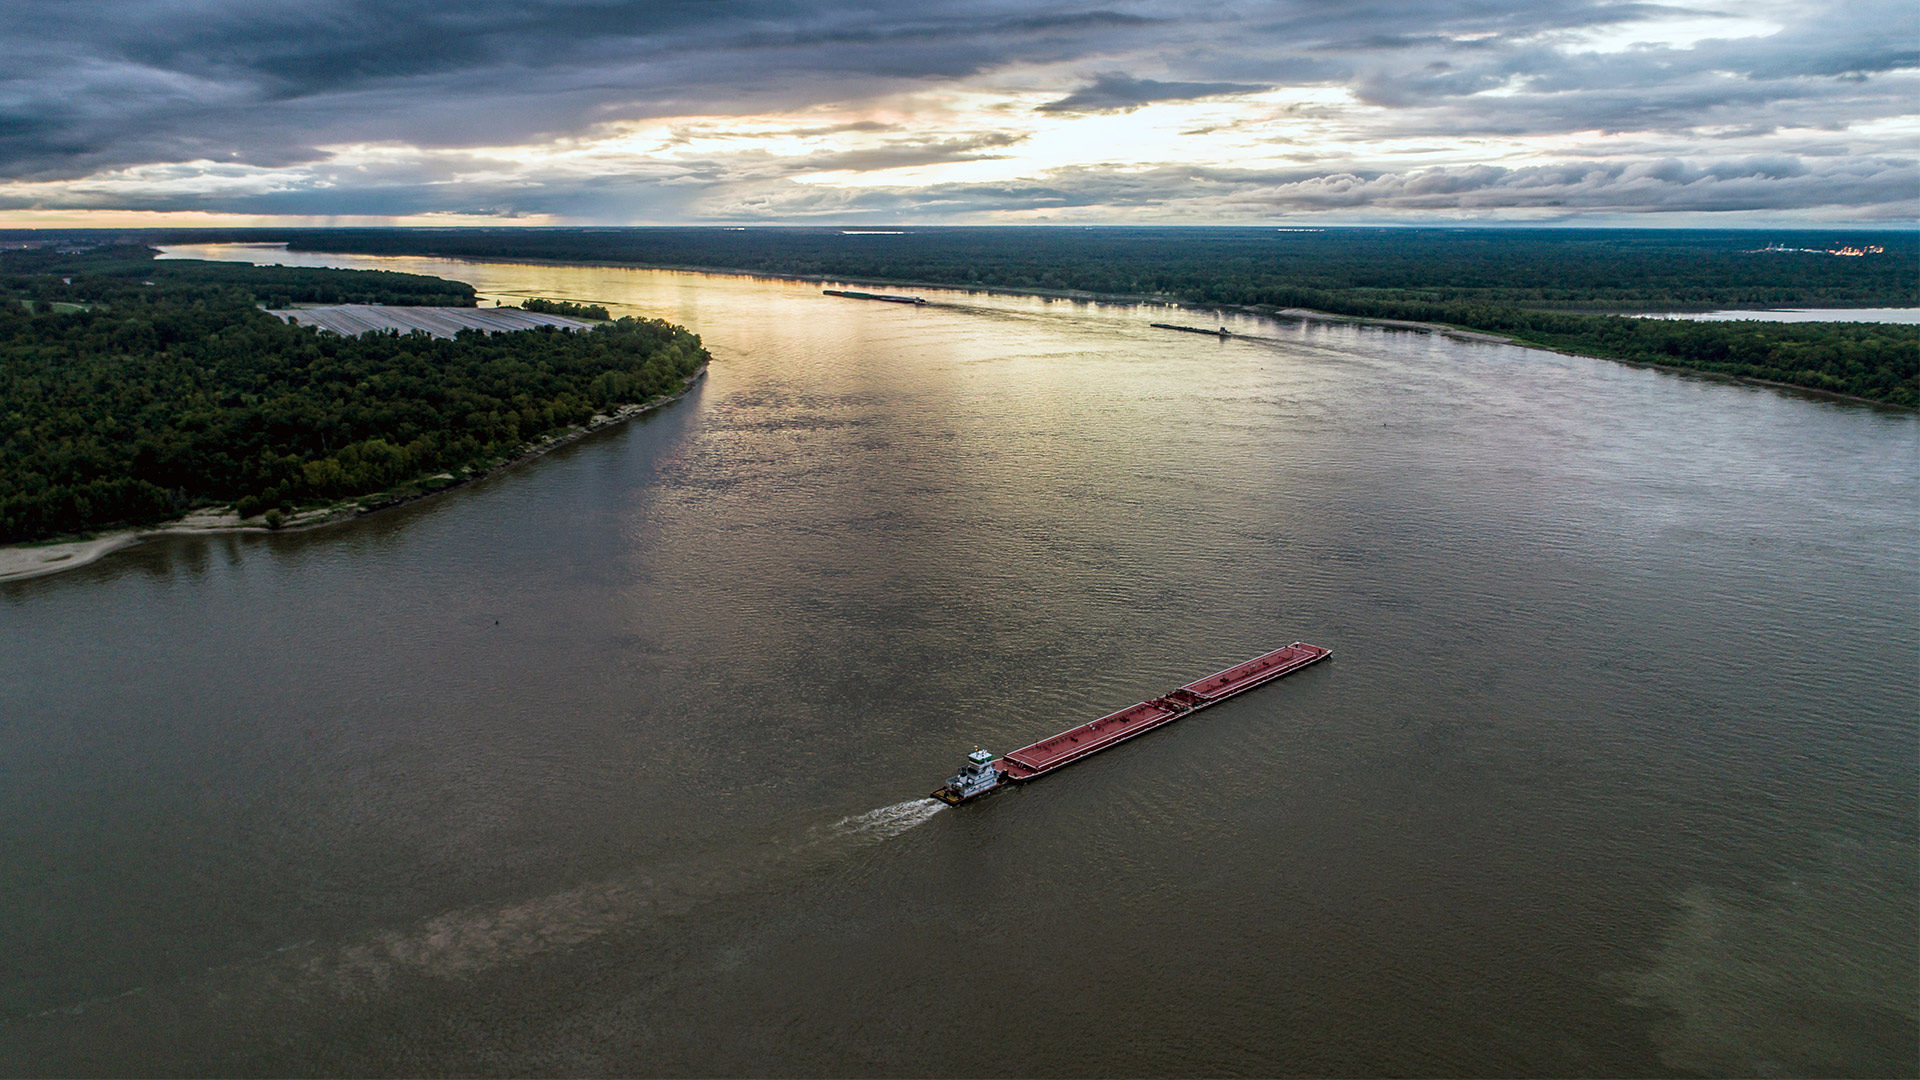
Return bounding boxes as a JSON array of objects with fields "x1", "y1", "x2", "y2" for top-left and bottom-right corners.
[{"x1": 0, "y1": 0, "x2": 1914, "y2": 223}]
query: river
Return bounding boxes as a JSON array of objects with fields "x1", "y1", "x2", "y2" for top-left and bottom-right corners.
[{"x1": 2, "y1": 245, "x2": 1914, "y2": 1076}]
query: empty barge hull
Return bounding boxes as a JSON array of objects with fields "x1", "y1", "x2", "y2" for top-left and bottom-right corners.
[
  {"x1": 1179, "y1": 641, "x2": 1330, "y2": 701},
  {"x1": 993, "y1": 642, "x2": 1330, "y2": 783}
]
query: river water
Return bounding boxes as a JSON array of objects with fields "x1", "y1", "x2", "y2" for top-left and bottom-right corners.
[{"x1": 3, "y1": 245, "x2": 1915, "y2": 1076}]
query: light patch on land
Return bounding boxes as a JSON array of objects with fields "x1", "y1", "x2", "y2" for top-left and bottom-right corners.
[{"x1": 267, "y1": 305, "x2": 596, "y2": 339}]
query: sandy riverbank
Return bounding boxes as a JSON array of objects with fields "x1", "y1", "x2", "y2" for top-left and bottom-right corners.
[{"x1": 0, "y1": 366, "x2": 706, "y2": 584}]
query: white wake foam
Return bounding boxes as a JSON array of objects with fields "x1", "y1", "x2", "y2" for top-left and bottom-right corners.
[{"x1": 827, "y1": 798, "x2": 948, "y2": 840}]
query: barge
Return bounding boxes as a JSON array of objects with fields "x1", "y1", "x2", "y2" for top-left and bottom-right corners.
[
  {"x1": 932, "y1": 642, "x2": 1330, "y2": 804},
  {"x1": 824, "y1": 289, "x2": 928, "y2": 305},
  {"x1": 1150, "y1": 322, "x2": 1233, "y2": 337}
]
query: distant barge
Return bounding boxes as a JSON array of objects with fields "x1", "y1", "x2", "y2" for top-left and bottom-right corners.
[
  {"x1": 932, "y1": 642, "x2": 1331, "y2": 804},
  {"x1": 1151, "y1": 322, "x2": 1234, "y2": 337},
  {"x1": 824, "y1": 289, "x2": 928, "y2": 305}
]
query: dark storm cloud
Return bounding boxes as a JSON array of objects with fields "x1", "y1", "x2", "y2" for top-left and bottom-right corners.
[
  {"x1": 1330, "y1": 5, "x2": 1920, "y2": 134},
  {"x1": 0, "y1": 0, "x2": 1163, "y2": 179},
  {"x1": 1, "y1": 0, "x2": 1914, "y2": 219},
  {"x1": 1036, "y1": 73, "x2": 1269, "y2": 112}
]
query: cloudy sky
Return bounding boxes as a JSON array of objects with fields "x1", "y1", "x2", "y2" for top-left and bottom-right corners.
[{"x1": 2, "y1": 0, "x2": 1915, "y2": 226}]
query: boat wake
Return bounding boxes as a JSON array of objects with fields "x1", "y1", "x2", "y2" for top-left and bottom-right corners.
[
  {"x1": 826, "y1": 798, "x2": 947, "y2": 841},
  {"x1": 7, "y1": 793, "x2": 952, "y2": 1046}
]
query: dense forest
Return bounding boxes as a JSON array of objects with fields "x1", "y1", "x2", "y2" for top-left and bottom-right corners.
[
  {"x1": 134, "y1": 225, "x2": 1916, "y2": 405},
  {"x1": 228, "y1": 226, "x2": 1919, "y2": 312},
  {"x1": 522, "y1": 297, "x2": 611, "y2": 320},
  {"x1": 2, "y1": 242, "x2": 478, "y2": 307},
  {"x1": 0, "y1": 248, "x2": 707, "y2": 542}
]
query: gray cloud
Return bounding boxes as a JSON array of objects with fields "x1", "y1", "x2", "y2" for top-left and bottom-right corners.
[
  {"x1": 0, "y1": 0, "x2": 1914, "y2": 220},
  {"x1": 1037, "y1": 73, "x2": 1268, "y2": 112},
  {"x1": 10, "y1": 152, "x2": 1909, "y2": 226},
  {"x1": 0, "y1": 1, "x2": 1167, "y2": 179},
  {"x1": 1222, "y1": 157, "x2": 1918, "y2": 215},
  {"x1": 648, "y1": 154, "x2": 1920, "y2": 222},
  {"x1": 795, "y1": 132, "x2": 1029, "y2": 172}
]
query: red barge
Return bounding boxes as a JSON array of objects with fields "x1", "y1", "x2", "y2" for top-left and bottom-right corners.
[{"x1": 932, "y1": 642, "x2": 1331, "y2": 804}]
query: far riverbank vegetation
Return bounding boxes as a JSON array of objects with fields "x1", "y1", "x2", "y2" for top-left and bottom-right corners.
[
  {"x1": 0, "y1": 246, "x2": 708, "y2": 543},
  {"x1": 520, "y1": 297, "x2": 611, "y2": 321},
  {"x1": 141, "y1": 225, "x2": 1917, "y2": 406}
]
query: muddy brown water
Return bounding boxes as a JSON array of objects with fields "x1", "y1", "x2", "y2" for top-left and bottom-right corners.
[{"x1": 2, "y1": 245, "x2": 1914, "y2": 1076}]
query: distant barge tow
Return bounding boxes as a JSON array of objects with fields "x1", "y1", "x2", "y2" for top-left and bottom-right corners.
[
  {"x1": 1151, "y1": 322, "x2": 1234, "y2": 337},
  {"x1": 932, "y1": 642, "x2": 1331, "y2": 804},
  {"x1": 824, "y1": 289, "x2": 928, "y2": 305}
]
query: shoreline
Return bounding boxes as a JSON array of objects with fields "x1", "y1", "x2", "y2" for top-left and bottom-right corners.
[
  {"x1": 1211, "y1": 303, "x2": 1909, "y2": 410},
  {"x1": 276, "y1": 246, "x2": 1909, "y2": 410},
  {"x1": 0, "y1": 365, "x2": 707, "y2": 584}
]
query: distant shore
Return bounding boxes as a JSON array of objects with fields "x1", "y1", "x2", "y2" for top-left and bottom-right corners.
[
  {"x1": 1199, "y1": 304, "x2": 1907, "y2": 408},
  {"x1": 0, "y1": 365, "x2": 706, "y2": 584},
  {"x1": 271, "y1": 246, "x2": 1905, "y2": 409},
  {"x1": 277, "y1": 243, "x2": 1532, "y2": 343},
  {"x1": 810, "y1": 271, "x2": 1904, "y2": 407}
]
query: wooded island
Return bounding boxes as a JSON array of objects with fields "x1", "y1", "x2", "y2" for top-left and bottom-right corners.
[{"x1": 0, "y1": 246, "x2": 707, "y2": 543}]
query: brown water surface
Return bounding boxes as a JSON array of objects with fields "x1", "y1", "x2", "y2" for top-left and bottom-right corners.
[{"x1": 2, "y1": 245, "x2": 1914, "y2": 1076}]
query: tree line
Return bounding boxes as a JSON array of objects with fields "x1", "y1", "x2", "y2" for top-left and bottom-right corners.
[
  {"x1": 5, "y1": 243, "x2": 478, "y2": 307},
  {"x1": 0, "y1": 250, "x2": 707, "y2": 542},
  {"x1": 225, "y1": 226, "x2": 1916, "y2": 311},
  {"x1": 153, "y1": 226, "x2": 1915, "y2": 405},
  {"x1": 521, "y1": 297, "x2": 611, "y2": 320}
]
